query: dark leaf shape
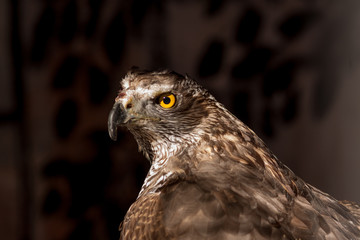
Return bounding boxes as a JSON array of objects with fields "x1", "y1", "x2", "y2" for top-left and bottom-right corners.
[
  {"x1": 103, "y1": 13, "x2": 126, "y2": 64},
  {"x1": 131, "y1": 0, "x2": 156, "y2": 25},
  {"x1": 42, "y1": 189, "x2": 62, "y2": 215},
  {"x1": 232, "y1": 47, "x2": 273, "y2": 79},
  {"x1": 282, "y1": 92, "x2": 299, "y2": 123},
  {"x1": 198, "y1": 40, "x2": 224, "y2": 77},
  {"x1": 85, "y1": 0, "x2": 103, "y2": 38},
  {"x1": 88, "y1": 66, "x2": 110, "y2": 104},
  {"x1": 42, "y1": 158, "x2": 71, "y2": 177},
  {"x1": 42, "y1": 159, "x2": 107, "y2": 218},
  {"x1": 67, "y1": 161, "x2": 107, "y2": 218},
  {"x1": 262, "y1": 60, "x2": 298, "y2": 97},
  {"x1": 235, "y1": 8, "x2": 261, "y2": 44},
  {"x1": 206, "y1": 0, "x2": 224, "y2": 16},
  {"x1": 54, "y1": 99, "x2": 78, "y2": 139},
  {"x1": 103, "y1": 202, "x2": 125, "y2": 240},
  {"x1": 68, "y1": 221, "x2": 92, "y2": 240},
  {"x1": 58, "y1": 1, "x2": 78, "y2": 43},
  {"x1": 52, "y1": 56, "x2": 80, "y2": 89},
  {"x1": 89, "y1": 130, "x2": 114, "y2": 151},
  {"x1": 279, "y1": 11, "x2": 317, "y2": 39},
  {"x1": 30, "y1": 6, "x2": 56, "y2": 62}
]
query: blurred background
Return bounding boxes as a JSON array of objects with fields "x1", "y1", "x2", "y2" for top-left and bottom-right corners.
[{"x1": 1, "y1": 0, "x2": 360, "y2": 239}]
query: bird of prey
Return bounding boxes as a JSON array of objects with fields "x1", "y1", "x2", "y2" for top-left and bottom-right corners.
[{"x1": 108, "y1": 68, "x2": 360, "y2": 240}]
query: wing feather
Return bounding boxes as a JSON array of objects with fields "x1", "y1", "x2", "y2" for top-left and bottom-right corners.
[{"x1": 120, "y1": 193, "x2": 167, "y2": 240}]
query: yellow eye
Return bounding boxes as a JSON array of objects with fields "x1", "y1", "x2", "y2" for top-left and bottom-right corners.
[{"x1": 158, "y1": 93, "x2": 176, "y2": 109}]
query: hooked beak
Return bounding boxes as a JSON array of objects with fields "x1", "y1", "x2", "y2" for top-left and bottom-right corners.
[{"x1": 108, "y1": 102, "x2": 128, "y2": 141}]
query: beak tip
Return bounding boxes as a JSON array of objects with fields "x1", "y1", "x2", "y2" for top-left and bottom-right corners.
[
  {"x1": 108, "y1": 102, "x2": 126, "y2": 141},
  {"x1": 108, "y1": 128, "x2": 118, "y2": 141},
  {"x1": 108, "y1": 113, "x2": 119, "y2": 141}
]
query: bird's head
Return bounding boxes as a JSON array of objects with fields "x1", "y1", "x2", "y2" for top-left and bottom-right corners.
[{"x1": 108, "y1": 68, "x2": 216, "y2": 161}]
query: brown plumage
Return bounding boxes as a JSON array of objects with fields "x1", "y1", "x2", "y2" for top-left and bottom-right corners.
[{"x1": 108, "y1": 68, "x2": 360, "y2": 240}]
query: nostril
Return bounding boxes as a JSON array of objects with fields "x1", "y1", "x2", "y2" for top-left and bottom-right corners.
[{"x1": 126, "y1": 103, "x2": 132, "y2": 109}]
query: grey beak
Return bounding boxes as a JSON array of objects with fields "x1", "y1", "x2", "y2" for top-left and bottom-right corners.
[{"x1": 108, "y1": 102, "x2": 127, "y2": 141}]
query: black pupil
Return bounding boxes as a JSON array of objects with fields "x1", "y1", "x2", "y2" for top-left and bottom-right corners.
[{"x1": 163, "y1": 96, "x2": 171, "y2": 104}]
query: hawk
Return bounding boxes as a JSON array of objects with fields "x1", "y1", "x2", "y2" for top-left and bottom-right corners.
[{"x1": 108, "y1": 68, "x2": 360, "y2": 240}]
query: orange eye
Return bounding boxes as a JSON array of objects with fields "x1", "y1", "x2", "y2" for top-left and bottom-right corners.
[{"x1": 158, "y1": 93, "x2": 176, "y2": 109}]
